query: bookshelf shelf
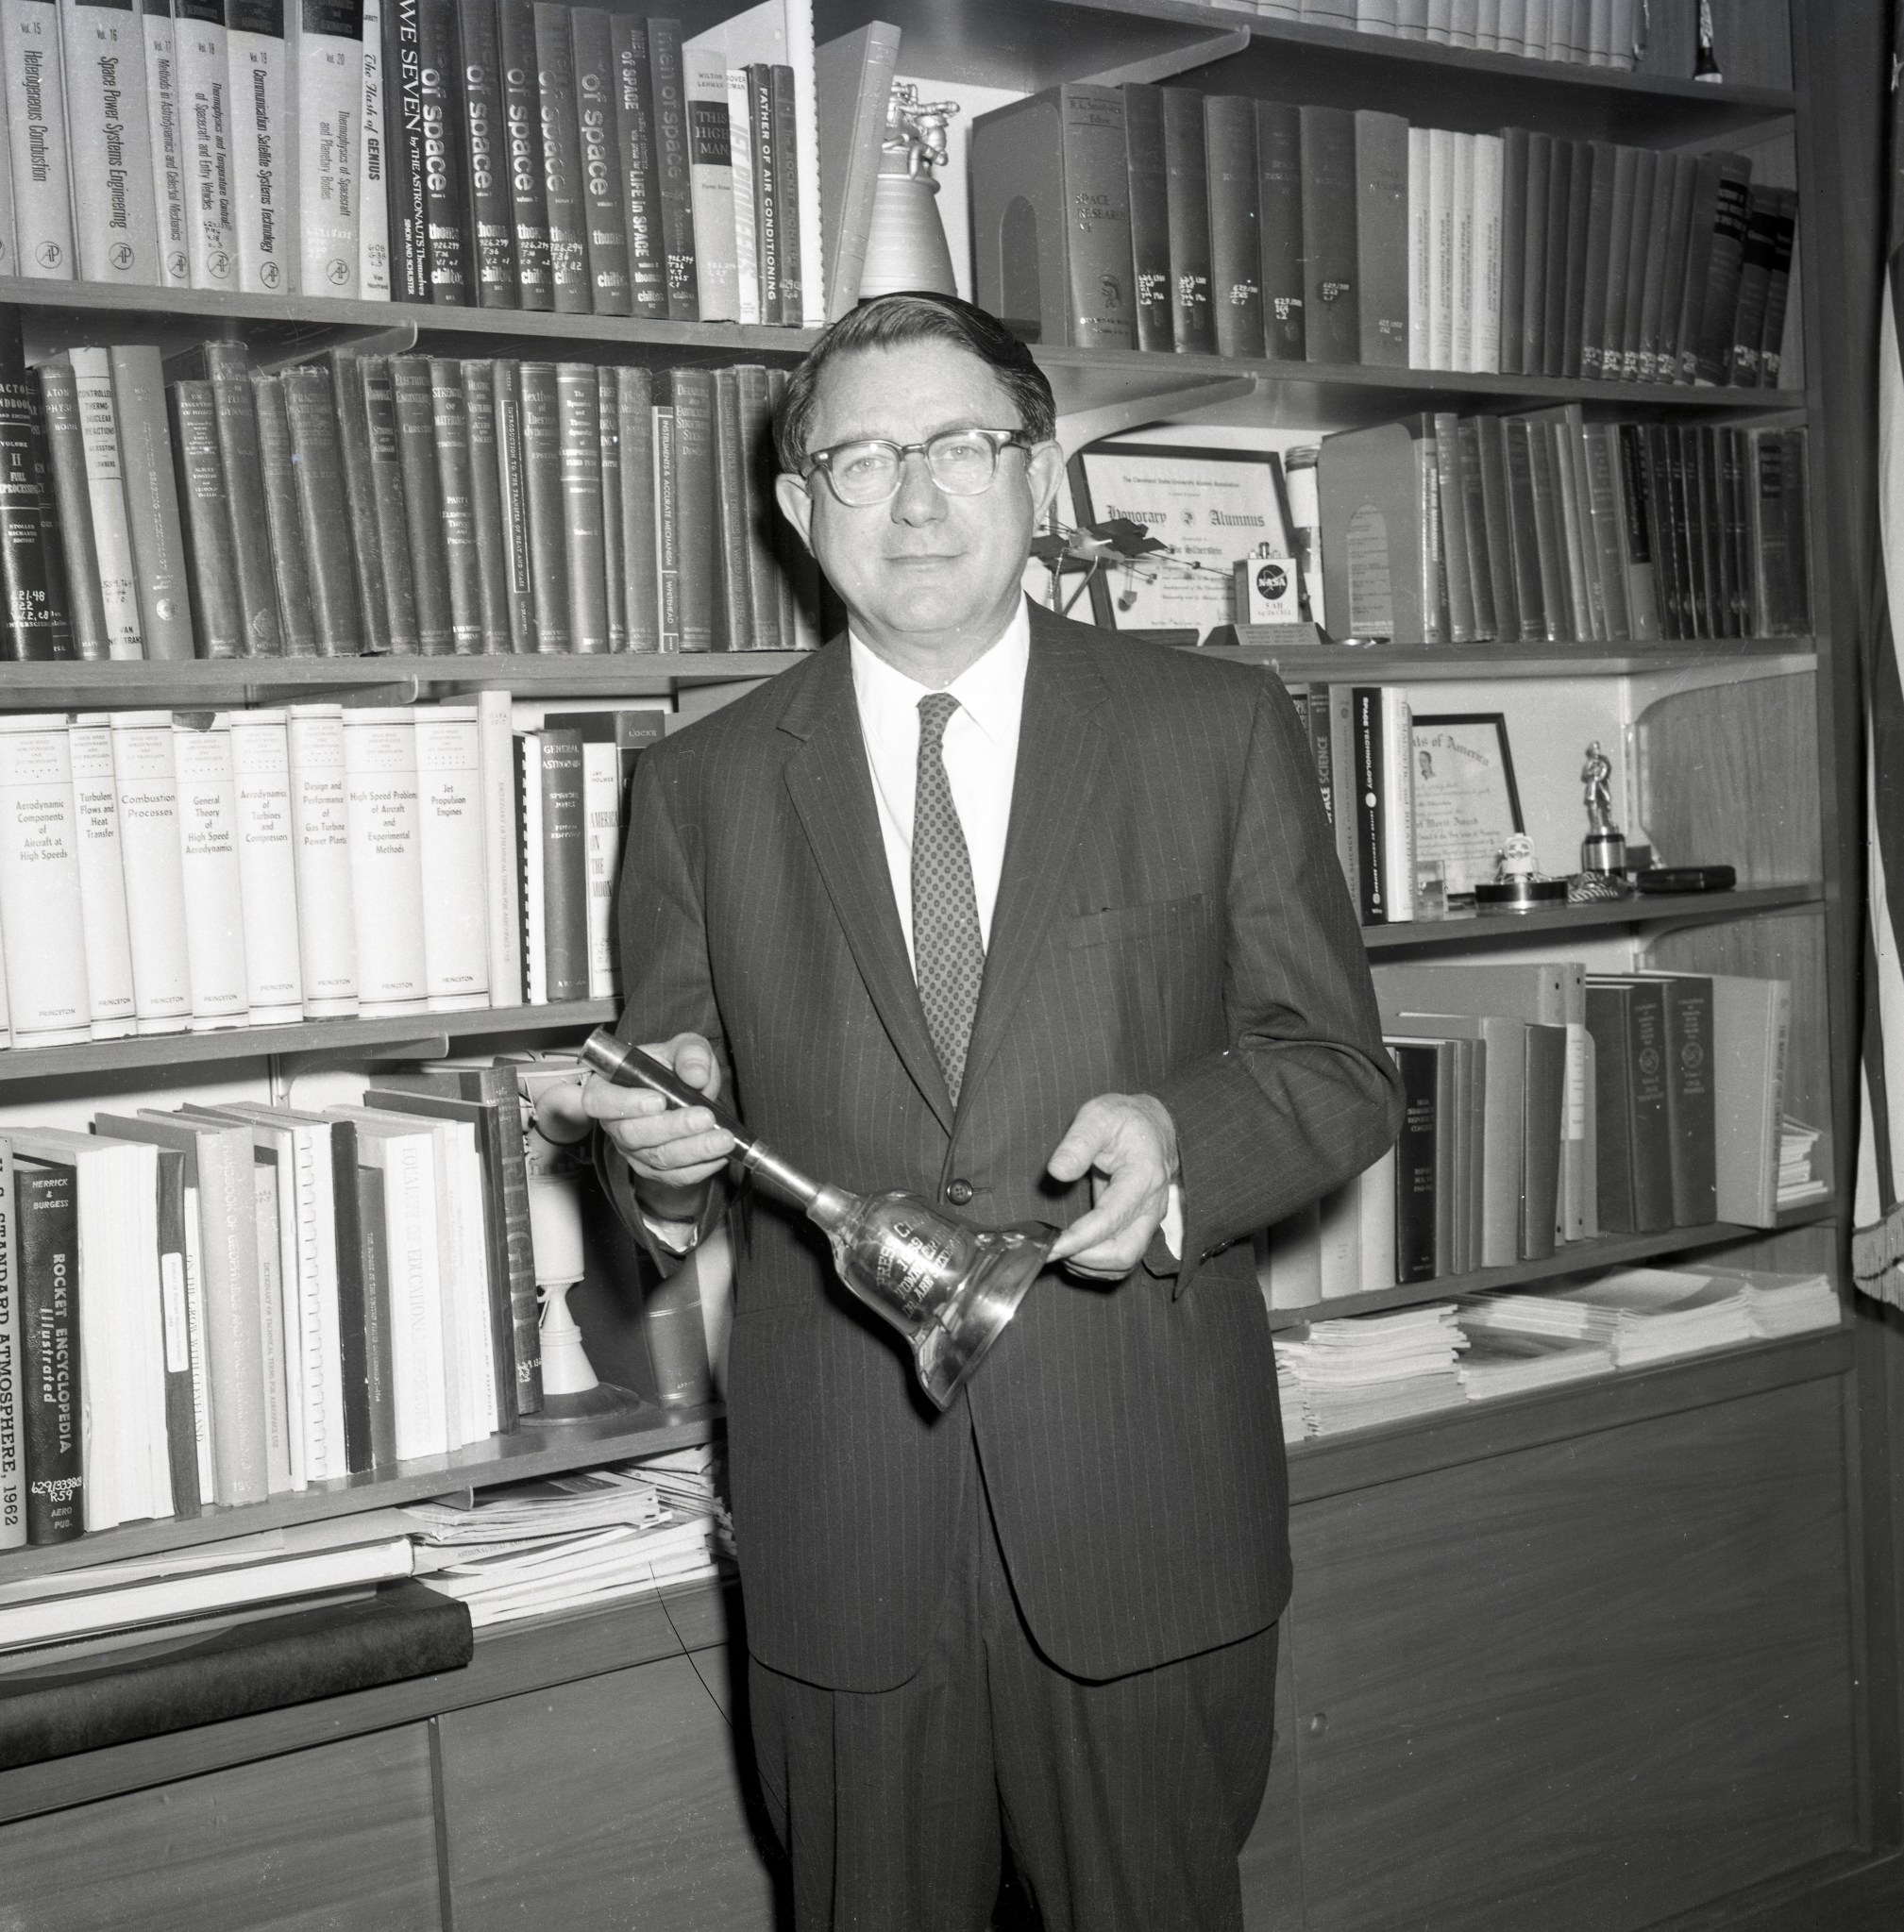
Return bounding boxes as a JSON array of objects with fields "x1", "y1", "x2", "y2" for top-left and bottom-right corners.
[
  {"x1": 0, "y1": 1402, "x2": 722, "y2": 1586},
  {"x1": 0, "y1": 1000, "x2": 615, "y2": 1089},
  {"x1": 1264, "y1": 1201, "x2": 1838, "y2": 1334},
  {"x1": 1224, "y1": 641, "x2": 1815, "y2": 682},
  {"x1": 1360, "y1": 881, "x2": 1818, "y2": 951}
]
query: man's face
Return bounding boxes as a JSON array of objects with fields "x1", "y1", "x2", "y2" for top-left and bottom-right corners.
[{"x1": 774, "y1": 340, "x2": 1065, "y2": 664}]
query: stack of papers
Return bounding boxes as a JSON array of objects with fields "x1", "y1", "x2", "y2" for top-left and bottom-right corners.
[
  {"x1": 401, "y1": 1446, "x2": 733, "y2": 1631},
  {"x1": 1453, "y1": 1325, "x2": 1614, "y2": 1402},
  {"x1": 1720, "y1": 1265, "x2": 1841, "y2": 1338},
  {"x1": 1276, "y1": 1349, "x2": 1310, "y2": 1445},
  {"x1": 1274, "y1": 1305, "x2": 1469, "y2": 1436},
  {"x1": 1777, "y1": 1118, "x2": 1830, "y2": 1208},
  {"x1": 1465, "y1": 1268, "x2": 1757, "y2": 1368}
]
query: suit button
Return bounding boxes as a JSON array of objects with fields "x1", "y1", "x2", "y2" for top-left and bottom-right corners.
[{"x1": 947, "y1": 1179, "x2": 974, "y2": 1207}]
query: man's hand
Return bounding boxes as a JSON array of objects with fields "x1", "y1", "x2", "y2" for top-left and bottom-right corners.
[
  {"x1": 537, "y1": 1032, "x2": 734, "y2": 1222},
  {"x1": 1045, "y1": 1093, "x2": 1180, "y2": 1279}
]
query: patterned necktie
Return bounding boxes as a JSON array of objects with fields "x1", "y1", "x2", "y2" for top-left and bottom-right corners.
[{"x1": 912, "y1": 691, "x2": 986, "y2": 1106}]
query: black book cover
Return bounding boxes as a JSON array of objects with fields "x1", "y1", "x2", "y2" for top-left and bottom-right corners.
[
  {"x1": 1724, "y1": 426, "x2": 1751, "y2": 635},
  {"x1": 417, "y1": 0, "x2": 472, "y2": 302},
  {"x1": 664, "y1": 366, "x2": 716, "y2": 651},
  {"x1": 0, "y1": 355, "x2": 58, "y2": 662},
  {"x1": 1617, "y1": 146, "x2": 1656, "y2": 381},
  {"x1": 598, "y1": 378, "x2": 623, "y2": 648},
  {"x1": 534, "y1": 0, "x2": 591, "y2": 312},
  {"x1": 1498, "y1": 126, "x2": 1528, "y2": 378},
  {"x1": 1255, "y1": 99, "x2": 1303, "y2": 362},
  {"x1": 1160, "y1": 88, "x2": 1212, "y2": 353},
  {"x1": 25, "y1": 402, "x2": 68, "y2": 661},
  {"x1": 1594, "y1": 143, "x2": 1637, "y2": 379},
  {"x1": 1457, "y1": 418, "x2": 1496, "y2": 639},
  {"x1": 1299, "y1": 104, "x2": 1358, "y2": 366},
  {"x1": 386, "y1": 0, "x2": 430, "y2": 299},
  {"x1": 1474, "y1": 413, "x2": 1521, "y2": 642},
  {"x1": 493, "y1": 360, "x2": 535, "y2": 648},
  {"x1": 1654, "y1": 152, "x2": 1698, "y2": 383},
  {"x1": 207, "y1": 351, "x2": 284, "y2": 655},
  {"x1": 356, "y1": 1162, "x2": 399, "y2": 1464},
  {"x1": 326, "y1": 1119, "x2": 375, "y2": 1473},
  {"x1": 612, "y1": 14, "x2": 667, "y2": 319},
  {"x1": 1691, "y1": 153, "x2": 1753, "y2": 385},
  {"x1": 1758, "y1": 187, "x2": 1797, "y2": 385},
  {"x1": 1354, "y1": 109, "x2": 1407, "y2": 367},
  {"x1": 168, "y1": 379, "x2": 244, "y2": 658},
  {"x1": 556, "y1": 362, "x2": 609, "y2": 652},
  {"x1": 1640, "y1": 425, "x2": 1683, "y2": 638},
  {"x1": 1500, "y1": 417, "x2": 1548, "y2": 642},
  {"x1": 278, "y1": 367, "x2": 362, "y2": 655},
  {"x1": 1350, "y1": 685, "x2": 1387, "y2": 922},
  {"x1": 1124, "y1": 83, "x2": 1171, "y2": 351},
  {"x1": 0, "y1": 1582, "x2": 473, "y2": 1772},
  {"x1": 750, "y1": 64, "x2": 780, "y2": 326},
  {"x1": 771, "y1": 62, "x2": 804, "y2": 326},
  {"x1": 458, "y1": 0, "x2": 516, "y2": 307},
  {"x1": 1539, "y1": 136, "x2": 1571, "y2": 378},
  {"x1": 1672, "y1": 151, "x2": 1730, "y2": 383},
  {"x1": 37, "y1": 363, "x2": 107, "y2": 659},
  {"x1": 712, "y1": 366, "x2": 750, "y2": 650},
  {"x1": 152, "y1": 1147, "x2": 201, "y2": 1519},
  {"x1": 326, "y1": 350, "x2": 391, "y2": 658},
  {"x1": 1559, "y1": 138, "x2": 1595, "y2": 379},
  {"x1": 1576, "y1": 141, "x2": 1618, "y2": 378},
  {"x1": 430, "y1": 360, "x2": 483, "y2": 651},
  {"x1": 518, "y1": 361, "x2": 569, "y2": 650},
  {"x1": 461, "y1": 360, "x2": 514, "y2": 650},
  {"x1": 1584, "y1": 982, "x2": 1638, "y2": 1234},
  {"x1": 251, "y1": 374, "x2": 317, "y2": 656},
  {"x1": 392, "y1": 357, "x2": 456, "y2": 652},
  {"x1": 734, "y1": 362, "x2": 778, "y2": 648},
  {"x1": 1589, "y1": 977, "x2": 1676, "y2": 1235},
  {"x1": 361, "y1": 357, "x2": 421, "y2": 653},
  {"x1": 1727, "y1": 184, "x2": 1778, "y2": 387},
  {"x1": 616, "y1": 364, "x2": 657, "y2": 649},
  {"x1": 1202, "y1": 96, "x2": 1261, "y2": 360},
  {"x1": 1655, "y1": 973, "x2": 1717, "y2": 1226},
  {"x1": 646, "y1": 16, "x2": 698, "y2": 322},
  {"x1": 652, "y1": 385, "x2": 679, "y2": 648},
  {"x1": 1636, "y1": 149, "x2": 1680, "y2": 382},
  {"x1": 1517, "y1": 130, "x2": 1550, "y2": 380},
  {"x1": 1692, "y1": 425, "x2": 1723, "y2": 637},
  {"x1": 498, "y1": 0, "x2": 552, "y2": 309},
  {"x1": 1390, "y1": 1042, "x2": 1439, "y2": 1284},
  {"x1": 1668, "y1": 423, "x2": 1704, "y2": 637},
  {"x1": 570, "y1": 8, "x2": 631, "y2": 315},
  {"x1": 538, "y1": 727, "x2": 589, "y2": 1000},
  {"x1": 16, "y1": 1157, "x2": 81, "y2": 1544}
]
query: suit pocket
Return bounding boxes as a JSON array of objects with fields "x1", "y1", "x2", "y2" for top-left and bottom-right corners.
[{"x1": 1064, "y1": 893, "x2": 1210, "y2": 950}]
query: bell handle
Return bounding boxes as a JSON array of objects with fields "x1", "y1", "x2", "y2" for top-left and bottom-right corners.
[{"x1": 578, "y1": 1029, "x2": 756, "y2": 1152}]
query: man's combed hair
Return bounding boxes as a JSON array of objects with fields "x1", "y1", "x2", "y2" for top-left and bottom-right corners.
[{"x1": 773, "y1": 292, "x2": 1057, "y2": 473}]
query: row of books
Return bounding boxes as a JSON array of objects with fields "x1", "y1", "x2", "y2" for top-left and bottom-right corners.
[
  {"x1": 0, "y1": 0, "x2": 824, "y2": 326},
  {"x1": 970, "y1": 83, "x2": 1791, "y2": 387},
  {"x1": 1272, "y1": 1261, "x2": 1839, "y2": 1443},
  {"x1": 1257, "y1": 962, "x2": 1802, "y2": 1308},
  {"x1": 1255, "y1": 0, "x2": 1644, "y2": 69},
  {"x1": 0, "y1": 334, "x2": 820, "y2": 663},
  {"x1": 1315, "y1": 414, "x2": 1811, "y2": 647},
  {"x1": 0, "y1": 697, "x2": 663, "y2": 1050},
  {"x1": 0, "y1": 1059, "x2": 548, "y2": 1548}
]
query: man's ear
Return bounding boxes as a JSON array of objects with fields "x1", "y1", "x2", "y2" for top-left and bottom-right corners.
[
  {"x1": 1026, "y1": 440, "x2": 1067, "y2": 525},
  {"x1": 774, "y1": 473, "x2": 816, "y2": 555}
]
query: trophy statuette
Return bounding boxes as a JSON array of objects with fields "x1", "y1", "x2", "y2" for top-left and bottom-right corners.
[{"x1": 579, "y1": 1030, "x2": 1054, "y2": 1410}]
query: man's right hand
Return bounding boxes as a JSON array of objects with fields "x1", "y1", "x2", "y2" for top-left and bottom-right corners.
[{"x1": 539, "y1": 1032, "x2": 734, "y2": 1222}]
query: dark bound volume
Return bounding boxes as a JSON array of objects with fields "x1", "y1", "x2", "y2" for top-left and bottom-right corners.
[
  {"x1": 734, "y1": 362, "x2": 778, "y2": 648},
  {"x1": 1517, "y1": 130, "x2": 1551, "y2": 379},
  {"x1": 206, "y1": 350, "x2": 283, "y2": 655},
  {"x1": 1456, "y1": 418, "x2": 1495, "y2": 639},
  {"x1": 37, "y1": 364, "x2": 107, "y2": 659},
  {"x1": 16, "y1": 1157, "x2": 81, "y2": 1544},
  {"x1": 458, "y1": 0, "x2": 516, "y2": 306},
  {"x1": 1636, "y1": 149, "x2": 1679, "y2": 381},
  {"x1": 25, "y1": 397, "x2": 69, "y2": 663},
  {"x1": 0, "y1": 1582, "x2": 473, "y2": 1772},
  {"x1": 461, "y1": 361, "x2": 514, "y2": 650},
  {"x1": 1654, "y1": 152, "x2": 1698, "y2": 383},
  {"x1": 0, "y1": 352, "x2": 58, "y2": 663},
  {"x1": 1690, "y1": 152, "x2": 1753, "y2": 385},
  {"x1": 361, "y1": 358, "x2": 421, "y2": 653},
  {"x1": 1123, "y1": 83, "x2": 1171, "y2": 351},
  {"x1": 1539, "y1": 137, "x2": 1572, "y2": 377},
  {"x1": 771, "y1": 63, "x2": 804, "y2": 326},
  {"x1": 664, "y1": 366, "x2": 716, "y2": 651},
  {"x1": 326, "y1": 351, "x2": 390, "y2": 658},
  {"x1": 1160, "y1": 89, "x2": 1212, "y2": 354},
  {"x1": 1585, "y1": 978, "x2": 1676, "y2": 1235},
  {"x1": 1299, "y1": 105, "x2": 1358, "y2": 366},
  {"x1": 325, "y1": 1118, "x2": 375, "y2": 1472},
  {"x1": 612, "y1": 15, "x2": 667, "y2": 319},
  {"x1": 1355, "y1": 109, "x2": 1407, "y2": 368},
  {"x1": 1390, "y1": 1041, "x2": 1440, "y2": 1284},
  {"x1": 151, "y1": 1147, "x2": 201, "y2": 1520},
  {"x1": 538, "y1": 727, "x2": 589, "y2": 1000},
  {"x1": 1727, "y1": 185, "x2": 1778, "y2": 387},
  {"x1": 392, "y1": 357, "x2": 455, "y2": 653},
  {"x1": 498, "y1": 0, "x2": 552, "y2": 309},
  {"x1": 1205, "y1": 95, "x2": 1262, "y2": 360},
  {"x1": 1252, "y1": 101, "x2": 1299, "y2": 362},
  {"x1": 279, "y1": 367, "x2": 362, "y2": 654},
  {"x1": 355, "y1": 1162, "x2": 399, "y2": 1462},
  {"x1": 417, "y1": 0, "x2": 471, "y2": 302},
  {"x1": 597, "y1": 379, "x2": 623, "y2": 648},
  {"x1": 1674, "y1": 150, "x2": 1742, "y2": 383},
  {"x1": 1649, "y1": 973, "x2": 1717, "y2": 1225},
  {"x1": 1497, "y1": 126, "x2": 1528, "y2": 378},
  {"x1": 1559, "y1": 138, "x2": 1594, "y2": 379},
  {"x1": 1473, "y1": 413, "x2": 1521, "y2": 642},
  {"x1": 1616, "y1": 146, "x2": 1655, "y2": 381},
  {"x1": 1575, "y1": 141, "x2": 1617, "y2": 378},
  {"x1": 616, "y1": 364, "x2": 657, "y2": 650},
  {"x1": 556, "y1": 363, "x2": 609, "y2": 652},
  {"x1": 570, "y1": 8, "x2": 632, "y2": 315},
  {"x1": 169, "y1": 380, "x2": 244, "y2": 658},
  {"x1": 250, "y1": 375, "x2": 317, "y2": 656},
  {"x1": 1502, "y1": 418, "x2": 1550, "y2": 642},
  {"x1": 534, "y1": 0, "x2": 591, "y2": 312},
  {"x1": 518, "y1": 361, "x2": 568, "y2": 650},
  {"x1": 750, "y1": 64, "x2": 781, "y2": 325},
  {"x1": 645, "y1": 16, "x2": 698, "y2": 322},
  {"x1": 712, "y1": 367, "x2": 750, "y2": 650},
  {"x1": 1758, "y1": 187, "x2": 1797, "y2": 385},
  {"x1": 430, "y1": 360, "x2": 483, "y2": 652},
  {"x1": 386, "y1": 0, "x2": 430, "y2": 299},
  {"x1": 652, "y1": 381, "x2": 679, "y2": 648},
  {"x1": 493, "y1": 361, "x2": 535, "y2": 648},
  {"x1": 1350, "y1": 686, "x2": 1388, "y2": 920}
]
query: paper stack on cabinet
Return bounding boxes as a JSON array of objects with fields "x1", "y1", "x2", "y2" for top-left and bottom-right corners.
[
  {"x1": 1464, "y1": 1267, "x2": 1756, "y2": 1367},
  {"x1": 1453, "y1": 1324, "x2": 1613, "y2": 1402},
  {"x1": 1273, "y1": 1304, "x2": 1468, "y2": 1437}
]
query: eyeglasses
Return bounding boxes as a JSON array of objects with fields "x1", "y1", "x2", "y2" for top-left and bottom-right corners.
[{"x1": 799, "y1": 427, "x2": 1035, "y2": 507}]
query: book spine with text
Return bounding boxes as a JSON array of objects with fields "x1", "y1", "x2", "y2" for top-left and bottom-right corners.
[
  {"x1": 207, "y1": 346, "x2": 285, "y2": 654},
  {"x1": 279, "y1": 363, "x2": 363, "y2": 654},
  {"x1": 645, "y1": 13, "x2": 695, "y2": 320},
  {"x1": 533, "y1": 0, "x2": 587, "y2": 311},
  {"x1": 457, "y1": 0, "x2": 512, "y2": 303},
  {"x1": 557, "y1": 361, "x2": 607, "y2": 650},
  {"x1": 340, "y1": 708, "x2": 429, "y2": 1012},
  {"x1": 3, "y1": 0, "x2": 76, "y2": 278},
  {"x1": 474, "y1": 685, "x2": 521, "y2": 1002},
  {"x1": 61, "y1": 0, "x2": 160, "y2": 284},
  {"x1": 169, "y1": 378, "x2": 244, "y2": 656},
  {"x1": 417, "y1": 0, "x2": 468, "y2": 301},
  {"x1": 319, "y1": 350, "x2": 384, "y2": 656},
  {"x1": 106, "y1": 712, "x2": 194, "y2": 1031},
  {"x1": 497, "y1": 0, "x2": 548, "y2": 307},
  {"x1": 682, "y1": 26, "x2": 734, "y2": 321},
  {"x1": 392, "y1": 354, "x2": 454, "y2": 651},
  {"x1": 430, "y1": 359, "x2": 483, "y2": 650},
  {"x1": 175, "y1": 0, "x2": 238, "y2": 287},
  {"x1": 359, "y1": 0, "x2": 388, "y2": 291},
  {"x1": 569, "y1": 8, "x2": 627, "y2": 315},
  {"x1": 537, "y1": 726, "x2": 587, "y2": 1000},
  {"x1": 360, "y1": 355, "x2": 418, "y2": 651},
  {"x1": 141, "y1": 0, "x2": 192, "y2": 285},
  {"x1": 491, "y1": 357, "x2": 532, "y2": 647},
  {"x1": 284, "y1": 701, "x2": 359, "y2": 1013},
  {"x1": 0, "y1": 355, "x2": 56, "y2": 661},
  {"x1": 65, "y1": 715, "x2": 139, "y2": 1034},
  {"x1": 383, "y1": 0, "x2": 425, "y2": 296},
  {"x1": 461, "y1": 359, "x2": 512, "y2": 649},
  {"x1": 171, "y1": 714, "x2": 251, "y2": 1028},
  {"x1": 1123, "y1": 83, "x2": 1171, "y2": 352},
  {"x1": 38, "y1": 362, "x2": 108, "y2": 659},
  {"x1": 616, "y1": 362, "x2": 655, "y2": 649},
  {"x1": 0, "y1": 721, "x2": 92, "y2": 1044},
  {"x1": 517, "y1": 359, "x2": 566, "y2": 648},
  {"x1": 611, "y1": 10, "x2": 663, "y2": 317},
  {"x1": 16, "y1": 1156, "x2": 81, "y2": 1543},
  {"x1": 67, "y1": 349, "x2": 143, "y2": 658},
  {"x1": 110, "y1": 344, "x2": 194, "y2": 660},
  {"x1": 224, "y1": 0, "x2": 292, "y2": 293},
  {"x1": 597, "y1": 369, "x2": 623, "y2": 648},
  {"x1": 251, "y1": 372, "x2": 317, "y2": 654},
  {"x1": 413, "y1": 706, "x2": 490, "y2": 1008},
  {"x1": 226, "y1": 709, "x2": 305, "y2": 1019},
  {"x1": 295, "y1": 0, "x2": 363, "y2": 296}
]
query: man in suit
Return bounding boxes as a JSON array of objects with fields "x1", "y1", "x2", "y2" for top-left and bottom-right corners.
[{"x1": 545, "y1": 294, "x2": 1401, "y2": 1930}]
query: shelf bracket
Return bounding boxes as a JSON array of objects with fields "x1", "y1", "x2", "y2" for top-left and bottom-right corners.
[
  {"x1": 1055, "y1": 374, "x2": 1256, "y2": 458},
  {"x1": 1074, "y1": 26, "x2": 1251, "y2": 90}
]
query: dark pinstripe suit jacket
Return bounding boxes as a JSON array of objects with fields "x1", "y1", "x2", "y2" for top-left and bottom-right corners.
[{"x1": 608, "y1": 602, "x2": 1401, "y2": 1691}]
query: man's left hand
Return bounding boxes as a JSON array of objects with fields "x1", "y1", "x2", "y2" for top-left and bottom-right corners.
[{"x1": 1045, "y1": 1093, "x2": 1180, "y2": 1279}]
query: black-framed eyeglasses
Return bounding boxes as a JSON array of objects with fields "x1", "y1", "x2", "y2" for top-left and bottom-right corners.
[{"x1": 799, "y1": 427, "x2": 1035, "y2": 507}]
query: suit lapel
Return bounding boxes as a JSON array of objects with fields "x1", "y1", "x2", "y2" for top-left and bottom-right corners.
[
  {"x1": 958, "y1": 610, "x2": 1110, "y2": 1114},
  {"x1": 779, "y1": 642, "x2": 956, "y2": 1132}
]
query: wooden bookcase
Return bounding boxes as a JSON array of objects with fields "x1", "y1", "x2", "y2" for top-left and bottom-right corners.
[{"x1": 0, "y1": 1, "x2": 1891, "y2": 1927}]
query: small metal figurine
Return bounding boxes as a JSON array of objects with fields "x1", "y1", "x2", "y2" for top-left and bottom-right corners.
[
  {"x1": 858, "y1": 82, "x2": 962, "y2": 299},
  {"x1": 1571, "y1": 741, "x2": 1635, "y2": 901},
  {"x1": 1474, "y1": 832, "x2": 1569, "y2": 914},
  {"x1": 1693, "y1": 0, "x2": 1724, "y2": 82}
]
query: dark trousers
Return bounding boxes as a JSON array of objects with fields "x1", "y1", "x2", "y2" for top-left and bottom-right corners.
[{"x1": 747, "y1": 1420, "x2": 1279, "y2": 1932}]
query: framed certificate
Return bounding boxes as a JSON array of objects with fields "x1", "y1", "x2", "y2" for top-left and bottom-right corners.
[
  {"x1": 1409, "y1": 714, "x2": 1525, "y2": 898},
  {"x1": 1068, "y1": 443, "x2": 1295, "y2": 635}
]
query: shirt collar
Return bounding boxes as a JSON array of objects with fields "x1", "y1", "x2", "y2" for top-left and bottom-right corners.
[{"x1": 848, "y1": 599, "x2": 1031, "y2": 749}]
